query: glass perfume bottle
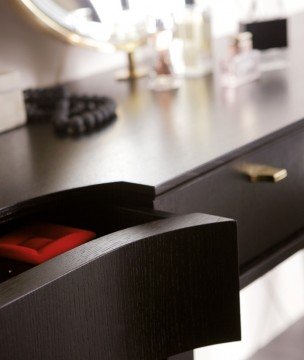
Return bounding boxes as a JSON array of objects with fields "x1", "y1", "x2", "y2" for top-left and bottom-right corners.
[
  {"x1": 148, "y1": 16, "x2": 181, "y2": 92},
  {"x1": 173, "y1": 0, "x2": 212, "y2": 77},
  {"x1": 221, "y1": 32, "x2": 261, "y2": 88},
  {"x1": 239, "y1": 0, "x2": 288, "y2": 71}
]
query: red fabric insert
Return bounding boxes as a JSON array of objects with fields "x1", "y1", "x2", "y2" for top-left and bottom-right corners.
[
  {"x1": 0, "y1": 222, "x2": 96, "y2": 264},
  {"x1": 21, "y1": 237, "x2": 53, "y2": 250}
]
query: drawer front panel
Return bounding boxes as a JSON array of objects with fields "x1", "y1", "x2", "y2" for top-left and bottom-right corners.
[
  {"x1": 0, "y1": 212, "x2": 240, "y2": 360},
  {"x1": 155, "y1": 129, "x2": 304, "y2": 267}
]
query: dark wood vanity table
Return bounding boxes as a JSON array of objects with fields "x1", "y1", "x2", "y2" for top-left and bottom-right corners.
[{"x1": 2, "y1": 11, "x2": 304, "y2": 360}]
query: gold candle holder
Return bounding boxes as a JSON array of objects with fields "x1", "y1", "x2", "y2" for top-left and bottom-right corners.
[
  {"x1": 109, "y1": 8, "x2": 148, "y2": 82},
  {"x1": 116, "y1": 51, "x2": 148, "y2": 81}
]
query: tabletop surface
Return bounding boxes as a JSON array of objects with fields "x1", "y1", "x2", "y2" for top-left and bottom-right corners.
[{"x1": 1, "y1": 13, "x2": 304, "y2": 211}]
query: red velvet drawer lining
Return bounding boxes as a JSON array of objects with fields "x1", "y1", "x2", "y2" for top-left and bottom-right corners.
[{"x1": 0, "y1": 222, "x2": 96, "y2": 264}]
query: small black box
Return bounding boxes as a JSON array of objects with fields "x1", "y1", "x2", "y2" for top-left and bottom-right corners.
[{"x1": 240, "y1": 18, "x2": 288, "y2": 50}]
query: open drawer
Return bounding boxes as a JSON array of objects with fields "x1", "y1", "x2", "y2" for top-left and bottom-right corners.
[{"x1": 0, "y1": 193, "x2": 240, "y2": 360}]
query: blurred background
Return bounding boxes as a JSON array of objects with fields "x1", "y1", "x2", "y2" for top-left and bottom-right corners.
[{"x1": 1, "y1": 0, "x2": 304, "y2": 88}]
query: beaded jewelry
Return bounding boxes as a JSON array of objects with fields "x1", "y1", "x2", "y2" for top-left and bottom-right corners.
[{"x1": 24, "y1": 86, "x2": 117, "y2": 136}]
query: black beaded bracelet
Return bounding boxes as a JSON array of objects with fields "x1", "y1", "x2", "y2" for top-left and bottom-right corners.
[{"x1": 24, "y1": 86, "x2": 117, "y2": 136}]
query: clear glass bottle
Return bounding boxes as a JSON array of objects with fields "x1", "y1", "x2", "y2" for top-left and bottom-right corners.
[
  {"x1": 221, "y1": 32, "x2": 261, "y2": 88},
  {"x1": 173, "y1": 0, "x2": 212, "y2": 77},
  {"x1": 147, "y1": 15, "x2": 181, "y2": 92}
]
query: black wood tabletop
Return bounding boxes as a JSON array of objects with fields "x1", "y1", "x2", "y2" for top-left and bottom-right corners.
[{"x1": 1, "y1": 13, "x2": 304, "y2": 211}]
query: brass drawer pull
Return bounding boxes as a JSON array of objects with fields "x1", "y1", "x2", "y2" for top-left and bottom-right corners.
[{"x1": 236, "y1": 163, "x2": 288, "y2": 183}]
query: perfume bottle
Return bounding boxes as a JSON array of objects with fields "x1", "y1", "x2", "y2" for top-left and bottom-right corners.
[
  {"x1": 174, "y1": 0, "x2": 212, "y2": 77},
  {"x1": 239, "y1": 0, "x2": 288, "y2": 71},
  {"x1": 148, "y1": 16, "x2": 181, "y2": 92},
  {"x1": 221, "y1": 32, "x2": 261, "y2": 88}
]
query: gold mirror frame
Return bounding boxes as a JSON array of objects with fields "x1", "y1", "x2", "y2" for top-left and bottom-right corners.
[
  {"x1": 12, "y1": 0, "x2": 114, "y2": 52},
  {"x1": 13, "y1": 0, "x2": 149, "y2": 81}
]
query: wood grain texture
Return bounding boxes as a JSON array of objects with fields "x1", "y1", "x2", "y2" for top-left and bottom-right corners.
[
  {"x1": 154, "y1": 127, "x2": 304, "y2": 269},
  {"x1": 0, "y1": 182, "x2": 155, "y2": 226},
  {"x1": 0, "y1": 213, "x2": 240, "y2": 360}
]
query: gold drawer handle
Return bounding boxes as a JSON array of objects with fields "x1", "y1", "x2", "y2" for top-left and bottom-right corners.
[{"x1": 236, "y1": 162, "x2": 288, "y2": 183}]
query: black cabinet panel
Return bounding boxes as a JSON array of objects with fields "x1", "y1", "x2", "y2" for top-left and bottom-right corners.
[{"x1": 155, "y1": 128, "x2": 304, "y2": 269}]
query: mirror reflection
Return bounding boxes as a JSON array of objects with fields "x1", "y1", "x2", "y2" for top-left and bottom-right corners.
[{"x1": 29, "y1": 0, "x2": 153, "y2": 44}]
